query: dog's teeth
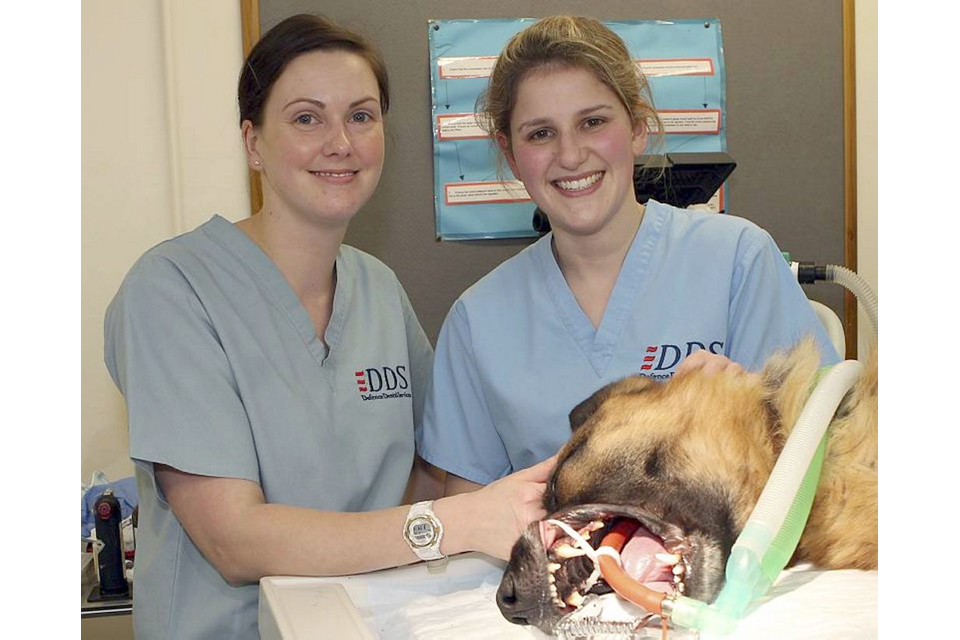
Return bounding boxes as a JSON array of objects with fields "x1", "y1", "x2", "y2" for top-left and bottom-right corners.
[
  {"x1": 548, "y1": 562, "x2": 561, "y2": 573},
  {"x1": 677, "y1": 581, "x2": 685, "y2": 593},
  {"x1": 577, "y1": 521, "x2": 604, "y2": 537},
  {"x1": 673, "y1": 574, "x2": 683, "y2": 584},
  {"x1": 565, "y1": 591, "x2": 585, "y2": 608},
  {"x1": 665, "y1": 538, "x2": 689, "y2": 554},
  {"x1": 553, "y1": 596, "x2": 566, "y2": 609},
  {"x1": 554, "y1": 543, "x2": 587, "y2": 558},
  {"x1": 548, "y1": 573, "x2": 555, "y2": 584},
  {"x1": 672, "y1": 563, "x2": 685, "y2": 575},
  {"x1": 655, "y1": 552, "x2": 680, "y2": 565},
  {"x1": 550, "y1": 583, "x2": 558, "y2": 596}
]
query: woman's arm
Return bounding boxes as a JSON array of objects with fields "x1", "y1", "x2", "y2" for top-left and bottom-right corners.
[
  {"x1": 156, "y1": 455, "x2": 554, "y2": 585},
  {"x1": 444, "y1": 473, "x2": 483, "y2": 495},
  {"x1": 403, "y1": 455, "x2": 445, "y2": 504}
]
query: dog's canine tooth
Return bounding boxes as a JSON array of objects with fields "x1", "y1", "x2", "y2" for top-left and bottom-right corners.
[
  {"x1": 576, "y1": 520, "x2": 604, "y2": 537},
  {"x1": 672, "y1": 563, "x2": 685, "y2": 575},
  {"x1": 665, "y1": 537, "x2": 689, "y2": 554},
  {"x1": 554, "y1": 543, "x2": 587, "y2": 558},
  {"x1": 655, "y1": 552, "x2": 680, "y2": 565},
  {"x1": 565, "y1": 591, "x2": 585, "y2": 608}
]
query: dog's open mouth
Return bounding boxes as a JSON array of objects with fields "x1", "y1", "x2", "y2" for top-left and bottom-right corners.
[{"x1": 539, "y1": 503, "x2": 692, "y2": 614}]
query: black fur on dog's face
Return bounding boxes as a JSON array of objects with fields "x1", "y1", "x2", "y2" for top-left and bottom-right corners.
[{"x1": 497, "y1": 369, "x2": 777, "y2": 633}]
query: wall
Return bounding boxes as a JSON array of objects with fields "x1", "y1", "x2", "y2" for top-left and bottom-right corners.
[{"x1": 81, "y1": 0, "x2": 249, "y2": 481}]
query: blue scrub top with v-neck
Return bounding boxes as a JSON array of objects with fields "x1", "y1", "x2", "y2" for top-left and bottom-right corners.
[
  {"x1": 417, "y1": 200, "x2": 839, "y2": 485},
  {"x1": 104, "y1": 214, "x2": 433, "y2": 640}
]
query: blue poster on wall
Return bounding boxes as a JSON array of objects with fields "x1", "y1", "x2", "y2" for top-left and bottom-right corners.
[{"x1": 428, "y1": 18, "x2": 727, "y2": 240}]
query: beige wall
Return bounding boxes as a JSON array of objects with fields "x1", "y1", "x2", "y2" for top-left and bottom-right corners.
[
  {"x1": 81, "y1": 0, "x2": 249, "y2": 482},
  {"x1": 856, "y1": 1, "x2": 878, "y2": 358}
]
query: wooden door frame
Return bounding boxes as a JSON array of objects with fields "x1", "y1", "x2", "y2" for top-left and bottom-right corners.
[{"x1": 842, "y1": 0, "x2": 859, "y2": 359}]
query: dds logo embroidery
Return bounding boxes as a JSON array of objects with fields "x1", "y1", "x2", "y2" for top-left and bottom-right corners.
[
  {"x1": 641, "y1": 340, "x2": 724, "y2": 379},
  {"x1": 354, "y1": 365, "x2": 411, "y2": 401}
]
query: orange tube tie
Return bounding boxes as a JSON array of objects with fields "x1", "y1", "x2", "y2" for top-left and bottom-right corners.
[{"x1": 598, "y1": 519, "x2": 668, "y2": 615}]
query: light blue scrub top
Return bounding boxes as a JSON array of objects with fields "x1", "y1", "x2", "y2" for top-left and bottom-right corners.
[
  {"x1": 418, "y1": 200, "x2": 839, "y2": 485},
  {"x1": 104, "y1": 215, "x2": 433, "y2": 640}
]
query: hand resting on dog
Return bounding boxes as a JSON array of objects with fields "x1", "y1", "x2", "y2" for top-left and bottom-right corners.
[{"x1": 676, "y1": 350, "x2": 745, "y2": 377}]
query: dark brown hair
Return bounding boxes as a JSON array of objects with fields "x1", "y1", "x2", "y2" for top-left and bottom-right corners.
[{"x1": 238, "y1": 14, "x2": 389, "y2": 126}]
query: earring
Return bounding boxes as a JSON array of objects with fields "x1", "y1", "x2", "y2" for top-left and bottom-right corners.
[{"x1": 254, "y1": 160, "x2": 261, "y2": 166}]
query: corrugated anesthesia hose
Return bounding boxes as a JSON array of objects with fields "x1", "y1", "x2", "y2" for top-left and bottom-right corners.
[
  {"x1": 826, "y1": 265, "x2": 878, "y2": 336},
  {"x1": 790, "y1": 260, "x2": 878, "y2": 338}
]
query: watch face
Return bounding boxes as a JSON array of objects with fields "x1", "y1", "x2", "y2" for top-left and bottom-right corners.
[{"x1": 405, "y1": 515, "x2": 439, "y2": 548}]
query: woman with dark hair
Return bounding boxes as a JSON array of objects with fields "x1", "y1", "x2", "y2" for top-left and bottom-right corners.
[{"x1": 104, "y1": 14, "x2": 551, "y2": 639}]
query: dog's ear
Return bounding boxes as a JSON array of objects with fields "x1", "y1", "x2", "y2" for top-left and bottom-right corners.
[
  {"x1": 568, "y1": 376, "x2": 657, "y2": 433},
  {"x1": 568, "y1": 386, "x2": 612, "y2": 433},
  {"x1": 760, "y1": 338, "x2": 823, "y2": 440}
]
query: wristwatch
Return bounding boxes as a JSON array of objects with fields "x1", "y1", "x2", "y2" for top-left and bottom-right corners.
[{"x1": 403, "y1": 500, "x2": 445, "y2": 562}]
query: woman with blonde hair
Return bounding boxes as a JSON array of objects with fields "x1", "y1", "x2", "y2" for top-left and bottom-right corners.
[{"x1": 419, "y1": 16, "x2": 838, "y2": 492}]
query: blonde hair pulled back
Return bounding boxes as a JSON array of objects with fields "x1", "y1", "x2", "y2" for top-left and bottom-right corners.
[{"x1": 480, "y1": 16, "x2": 663, "y2": 155}]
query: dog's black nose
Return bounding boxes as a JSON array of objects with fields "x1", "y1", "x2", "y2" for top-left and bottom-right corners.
[{"x1": 496, "y1": 572, "x2": 529, "y2": 625}]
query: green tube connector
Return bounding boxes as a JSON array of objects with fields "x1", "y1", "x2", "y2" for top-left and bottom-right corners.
[
  {"x1": 668, "y1": 595, "x2": 736, "y2": 636},
  {"x1": 712, "y1": 545, "x2": 772, "y2": 620}
]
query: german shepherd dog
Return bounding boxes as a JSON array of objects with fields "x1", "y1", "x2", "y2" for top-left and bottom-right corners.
[{"x1": 496, "y1": 340, "x2": 878, "y2": 633}]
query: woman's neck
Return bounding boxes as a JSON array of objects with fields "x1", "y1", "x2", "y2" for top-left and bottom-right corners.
[
  {"x1": 240, "y1": 207, "x2": 346, "y2": 292},
  {"x1": 552, "y1": 201, "x2": 645, "y2": 281},
  {"x1": 551, "y1": 201, "x2": 645, "y2": 329}
]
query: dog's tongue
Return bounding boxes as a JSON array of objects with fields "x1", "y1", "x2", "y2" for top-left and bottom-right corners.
[{"x1": 618, "y1": 526, "x2": 673, "y2": 588}]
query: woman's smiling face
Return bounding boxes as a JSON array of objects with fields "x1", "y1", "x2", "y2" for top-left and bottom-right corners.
[
  {"x1": 244, "y1": 49, "x2": 385, "y2": 226},
  {"x1": 502, "y1": 65, "x2": 647, "y2": 238}
]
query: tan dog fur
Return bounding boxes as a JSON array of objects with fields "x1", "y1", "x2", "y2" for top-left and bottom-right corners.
[{"x1": 497, "y1": 340, "x2": 877, "y2": 632}]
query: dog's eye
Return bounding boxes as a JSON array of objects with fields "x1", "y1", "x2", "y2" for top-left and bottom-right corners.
[
  {"x1": 644, "y1": 446, "x2": 664, "y2": 477},
  {"x1": 544, "y1": 470, "x2": 561, "y2": 512}
]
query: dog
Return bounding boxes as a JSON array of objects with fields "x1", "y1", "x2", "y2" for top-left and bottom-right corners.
[{"x1": 496, "y1": 339, "x2": 877, "y2": 633}]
